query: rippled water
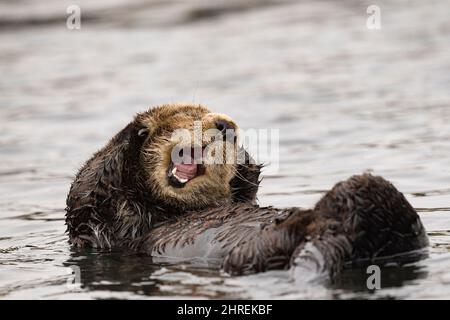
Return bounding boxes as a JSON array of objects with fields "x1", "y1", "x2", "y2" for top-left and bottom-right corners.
[{"x1": 1, "y1": 0, "x2": 450, "y2": 299}]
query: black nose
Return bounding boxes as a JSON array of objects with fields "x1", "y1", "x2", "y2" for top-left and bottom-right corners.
[
  {"x1": 215, "y1": 119, "x2": 236, "y2": 142},
  {"x1": 215, "y1": 119, "x2": 234, "y2": 133}
]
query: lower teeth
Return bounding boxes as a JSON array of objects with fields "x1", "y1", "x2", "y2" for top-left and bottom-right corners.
[
  {"x1": 175, "y1": 175, "x2": 188, "y2": 184},
  {"x1": 171, "y1": 167, "x2": 189, "y2": 184}
]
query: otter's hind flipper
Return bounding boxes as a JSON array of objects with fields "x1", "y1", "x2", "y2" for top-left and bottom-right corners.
[
  {"x1": 291, "y1": 173, "x2": 429, "y2": 282},
  {"x1": 314, "y1": 173, "x2": 428, "y2": 261}
]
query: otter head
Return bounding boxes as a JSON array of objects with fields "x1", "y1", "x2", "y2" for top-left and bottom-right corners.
[{"x1": 113, "y1": 103, "x2": 261, "y2": 211}]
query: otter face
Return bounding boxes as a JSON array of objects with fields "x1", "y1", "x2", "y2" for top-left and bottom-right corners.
[{"x1": 136, "y1": 104, "x2": 239, "y2": 210}]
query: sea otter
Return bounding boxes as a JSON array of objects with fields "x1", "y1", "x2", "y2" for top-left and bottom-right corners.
[{"x1": 66, "y1": 103, "x2": 428, "y2": 280}]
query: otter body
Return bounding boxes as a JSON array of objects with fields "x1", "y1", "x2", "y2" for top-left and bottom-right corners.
[{"x1": 66, "y1": 104, "x2": 428, "y2": 280}]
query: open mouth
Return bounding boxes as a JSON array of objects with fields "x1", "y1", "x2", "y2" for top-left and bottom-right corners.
[{"x1": 167, "y1": 147, "x2": 206, "y2": 188}]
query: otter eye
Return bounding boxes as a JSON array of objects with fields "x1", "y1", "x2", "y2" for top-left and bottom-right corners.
[{"x1": 138, "y1": 128, "x2": 149, "y2": 137}]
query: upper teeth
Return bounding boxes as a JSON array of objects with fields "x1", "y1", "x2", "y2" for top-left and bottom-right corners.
[{"x1": 171, "y1": 167, "x2": 188, "y2": 184}]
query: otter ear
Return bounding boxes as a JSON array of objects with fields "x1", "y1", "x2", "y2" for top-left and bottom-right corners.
[
  {"x1": 230, "y1": 147, "x2": 262, "y2": 203},
  {"x1": 137, "y1": 127, "x2": 149, "y2": 137}
]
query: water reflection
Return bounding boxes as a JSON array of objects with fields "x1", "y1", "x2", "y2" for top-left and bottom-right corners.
[
  {"x1": 64, "y1": 250, "x2": 162, "y2": 296},
  {"x1": 332, "y1": 264, "x2": 429, "y2": 298},
  {"x1": 63, "y1": 249, "x2": 237, "y2": 298}
]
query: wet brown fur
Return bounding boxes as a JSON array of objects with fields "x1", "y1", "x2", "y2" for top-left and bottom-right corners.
[{"x1": 66, "y1": 103, "x2": 428, "y2": 279}]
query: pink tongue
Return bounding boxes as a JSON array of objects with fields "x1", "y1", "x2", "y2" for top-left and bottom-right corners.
[{"x1": 174, "y1": 162, "x2": 198, "y2": 180}]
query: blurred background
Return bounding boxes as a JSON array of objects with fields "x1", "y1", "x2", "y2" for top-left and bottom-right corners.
[{"x1": 1, "y1": 0, "x2": 450, "y2": 299}]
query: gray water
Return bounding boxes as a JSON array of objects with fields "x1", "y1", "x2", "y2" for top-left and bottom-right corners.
[{"x1": 1, "y1": 0, "x2": 450, "y2": 299}]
